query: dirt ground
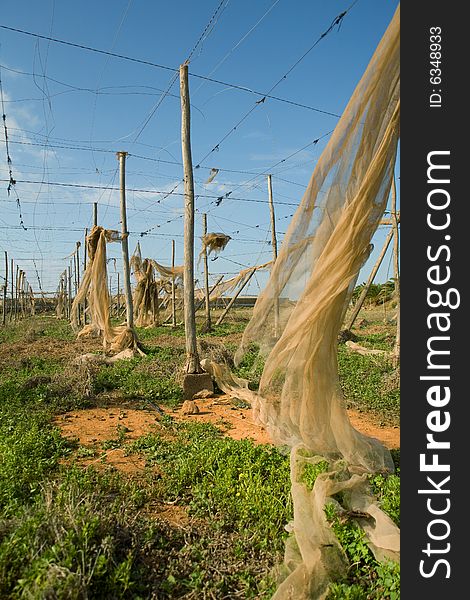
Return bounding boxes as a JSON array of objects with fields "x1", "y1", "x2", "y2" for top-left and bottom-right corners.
[{"x1": 56, "y1": 395, "x2": 399, "y2": 475}]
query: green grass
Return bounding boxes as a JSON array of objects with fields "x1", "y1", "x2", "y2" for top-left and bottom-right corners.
[
  {"x1": 0, "y1": 314, "x2": 400, "y2": 598},
  {"x1": 93, "y1": 348, "x2": 184, "y2": 407},
  {"x1": 0, "y1": 316, "x2": 75, "y2": 344},
  {"x1": 338, "y1": 345, "x2": 399, "y2": 425},
  {"x1": 129, "y1": 420, "x2": 292, "y2": 552},
  {"x1": 233, "y1": 343, "x2": 265, "y2": 389}
]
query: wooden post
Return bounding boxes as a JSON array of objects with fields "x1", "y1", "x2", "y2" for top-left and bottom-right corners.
[
  {"x1": 14, "y1": 265, "x2": 19, "y2": 321},
  {"x1": 345, "y1": 228, "x2": 394, "y2": 331},
  {"x1": 29, "y1": 284, "x2": 35, "y2": 316},
  {"x1": 117, "y1": 151, "x2": 134, "y2": 329},
  {"x1": 153, "y1": 282, "x2": 160, "y2": 327},
  {"x1": 109, "y1": 275, "x2": 113, "y2": 317},
  {"x1": 117, "y1": 272, "x2": 121, "y2": 316},
  {"x1": 75, "y1": 242, "x2": 81, "y2": 324},
  {"x1": 59, "y1": 275, "x2": 64, "y2": 319},
  {"x1": 2, "y1": 284, "x2": 5, "y2": 326},
  {"x1": 3, "y1": 251, "x2": 8, "y2": 325},
  {"x1": 171, "y1": 239, "x2": 177, "y2": 327},
  {"x1": 391, "y1": 176, "x2": 400, "y2": 362},
  {"x1": 215, "y1": 268, "x2": 257, "y2": 326},
  {"x1": 76, "y1": 242, "x2": 81, "y2": 289},
  {"x1": 202, "y1": 213, "x2": 211, "y2": 331},
  {"x1": 180, "y1": 63, "x2": 201, "y2": 373},
  {"x1": 68, "y1": 265, "x2": 72, "y2": 320},
  {"x1": 19, "y1": 271, "x2": 25, "y2": 317},
  {"x1": 83, "y1": 229, "x2": 88, "y2": 324},
  {"x1": 267, "y1": 174, "x2": 280, "y2": 336},
  {"x1": 10, "y1": 259, "x2": 13, "y2": 322},
  {"x1": 73, "y1": 250, "x2": 78, "y2": 296},
  {"x1": 93, "y1": 202, "x2": 98, "y2": 228},
  {"x1": 267, "y1": 175, "x2": 278, "y2": 259}
]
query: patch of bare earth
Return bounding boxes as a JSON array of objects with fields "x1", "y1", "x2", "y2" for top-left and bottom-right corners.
[
  {"x1": 56, "y1": 396, "x2": 399, "y2": 478},
  {"x1": 55, "y1": 407, "x2": 160, "y2": 474}
]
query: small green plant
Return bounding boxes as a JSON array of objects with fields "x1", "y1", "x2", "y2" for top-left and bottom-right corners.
[
  {"x1": 369, "y1": 470, "x2": 400, "y2": 526},
  {"x1": 338, "y1": 345, "x2": 399, "y2": 425},
  {"x1": 324, "y1": 503, "x2": 400, "y2": 599},
  {"x1": 101, "y1": 424, "x2": 129, "y2": 450},
  {"x1": 297, "y1": 459, "x2": 330, "y2": 490},
  {"x1": 234, "y1": 343, "x2": 265, "y2": 390}
]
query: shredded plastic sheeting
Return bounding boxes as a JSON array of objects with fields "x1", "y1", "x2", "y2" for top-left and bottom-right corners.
[
  {"x1": 151, "y1": 260, "x2": 184, "y2": 282},
  {"x1": 71, "y1": 226, "x2": 142, "y2": 355},
  {"x1": 204, "y1": 7, "x2": 400, "y2": 597},
  {"x1": 200, "y1": 232, "x2": 231, "y2": 257},
  {"x1": 131, "y1": 247, "x2": 161, "y2": 327},
  {"x1": 205, "y1": 168, "x2": 219, "y2": 184},
  {"x1": 194, "y1": 261, "x2": 272, "y2": 302}
]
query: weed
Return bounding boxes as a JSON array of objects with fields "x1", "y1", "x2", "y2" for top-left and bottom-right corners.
[
  {"x1": 129, "y1": 421, "x2": 292, "y2": 551},
  {"x1": 369, "y1": 470, "x2": 400, "y2": 526},
  {"x1": 324, "y1": 503, "x2": 400, "y2": 599},
  {"x1": 338, "y1": 345, "x2": 399, "y2": 425},
  {"x1": 234, "y1": 343, "x2": 265, "y2": 389},
  {"x1": 93, "y1": 351, "x2": 183, "y2": 407}
]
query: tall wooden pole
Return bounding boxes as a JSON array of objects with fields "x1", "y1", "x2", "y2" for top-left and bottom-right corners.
[
  {"x1": 93, "y1": 203, "x2": 98, "y2": 228},
  {"x1": 202, "y1": 213, "x2": 211, "y2": 331},
  {"x1": 171, "y1": 239, "x2": 177, "y2": 328},
  {"x1": 345, "y1": 228, "x2": 394, "y2": 331},
  {"x1": 180, "y1": 63, "x2": 201, "y2": 373},
  {"x1": 267, "y1": 174, "x2": 280, "y2": 336},
  {"x1": 267, "y1": 175, "x2": 278, "y2": 259},
  {"x1": 391, "y1": 176, "x2": 400, "y2": 362},
  {"x1": 117, "y1": 151, "x2": 134, "y2": 329}
]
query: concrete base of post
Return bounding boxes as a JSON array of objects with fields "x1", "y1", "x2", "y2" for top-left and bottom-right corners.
[{"x1": 182, "y1": 372, "x2": 213, "y2": 400}]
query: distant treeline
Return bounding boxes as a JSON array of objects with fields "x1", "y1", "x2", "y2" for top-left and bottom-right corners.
[{"x1": 351, "y1": 279, "x2": 397, "y2": 305}]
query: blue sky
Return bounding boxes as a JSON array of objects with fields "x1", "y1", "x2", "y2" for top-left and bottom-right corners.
[{"x1": 0, "y1": 0, "x2": 399, "y2": 297}]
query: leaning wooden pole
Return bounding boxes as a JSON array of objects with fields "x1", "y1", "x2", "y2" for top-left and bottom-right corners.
[
  {"x1": 202, "y1": 213, "x2": 211, "y2": 331},
  {"x1": 215, "y1": 268, "x2": 257, "y2": 327},
  {"x1": 391, "y1": 176, "x2": 400, "y2": 363},
  {"x1": 345, "y1": 228, "x2": 394, "y2": 331},
  {"x1": 180, "y1": 62, "x2": 201, "y2": 373},
  {"x1": 195, "y1": 275, "x2": 224, "y2": 312},
  {"x1": 117, "y1": 151, "x2": 134, "y2": 330},
  {"x1": 267, "y1": 174, "x2": 280, "y2": 337}
]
